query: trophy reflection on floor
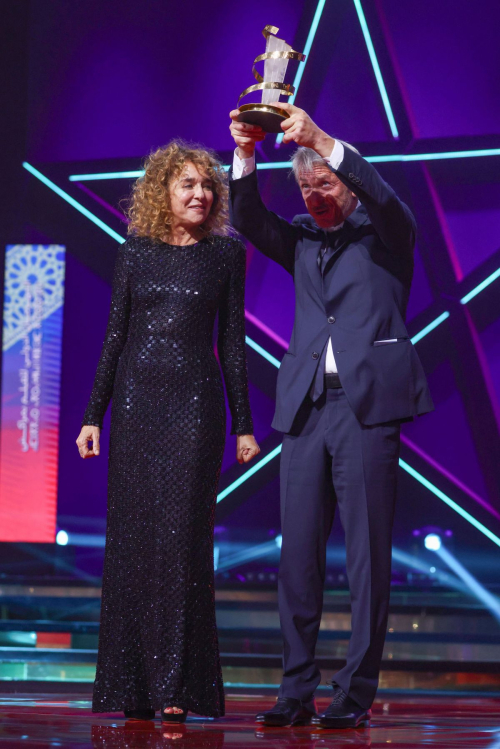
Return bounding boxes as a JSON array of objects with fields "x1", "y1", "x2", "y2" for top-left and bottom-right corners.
[{"x1": 237, "y1": 25, "x2": 306, "y2": 133}]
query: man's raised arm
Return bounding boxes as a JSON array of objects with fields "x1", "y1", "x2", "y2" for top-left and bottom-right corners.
[{"x1": 228, "y1": 112, "x2": 297, "y2": 275}]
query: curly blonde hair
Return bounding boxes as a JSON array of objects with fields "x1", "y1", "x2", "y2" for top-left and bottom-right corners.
[{"x1": 127, "y1": 140, "x2": 230, "y2": 240}]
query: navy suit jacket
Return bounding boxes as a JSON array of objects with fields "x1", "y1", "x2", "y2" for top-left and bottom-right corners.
[{"x1": 229, "y1": 146, "x2": 434, "y2": 432}]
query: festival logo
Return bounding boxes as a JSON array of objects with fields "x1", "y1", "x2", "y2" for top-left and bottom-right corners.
[{"x1": 0, "y1": 245, "x2": 65, "y2": 542}]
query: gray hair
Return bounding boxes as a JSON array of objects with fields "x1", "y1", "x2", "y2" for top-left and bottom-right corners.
[{"x1": 291, "y1": 141, "x2": 361, "y2": 182}]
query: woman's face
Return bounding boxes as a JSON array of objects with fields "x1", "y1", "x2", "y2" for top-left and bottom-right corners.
[{"x1": 168, "y1": 162, "x2": 214, "y2": 230}]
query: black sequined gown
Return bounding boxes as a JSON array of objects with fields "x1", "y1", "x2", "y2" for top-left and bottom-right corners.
[{"x1": 82, "y1": 235, "x2": 253, "y2": 717}]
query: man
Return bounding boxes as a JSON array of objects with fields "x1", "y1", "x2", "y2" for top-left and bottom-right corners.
[{"x1": 228, "y1": 103, "x2": 433, "y2": 729}]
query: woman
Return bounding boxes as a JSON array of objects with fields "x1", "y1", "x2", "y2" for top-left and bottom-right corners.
[{"x1": 76, "y1": 140, "x2": 260, "y2": 722}]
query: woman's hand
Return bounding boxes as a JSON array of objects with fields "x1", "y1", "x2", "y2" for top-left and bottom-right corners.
[
  {"x1": 76, "y1": 425, "x2": 101, "y2": 459},
  {"x1": 236, "y1": 434, "x2": 261, "y2": 464},
  {"x1": 229, "y1": 110, "x2": 266, "y2": 160}
]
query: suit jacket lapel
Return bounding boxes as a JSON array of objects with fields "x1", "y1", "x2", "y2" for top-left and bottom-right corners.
[
  {"x1": 304, "y1": 238, "x2": 325, "y2": 303},
  {"x1": 302, "y1": 207, "x2": 371, "y2": 302}
]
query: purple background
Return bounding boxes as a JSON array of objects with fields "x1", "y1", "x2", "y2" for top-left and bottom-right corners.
[{"x1": 2, "y1": 0, "x2": 500, "y2": 580}]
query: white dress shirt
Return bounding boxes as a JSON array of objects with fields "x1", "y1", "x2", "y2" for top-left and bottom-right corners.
[{"x1": 232, "y1": 141, "x2": 348, "y2": 373}]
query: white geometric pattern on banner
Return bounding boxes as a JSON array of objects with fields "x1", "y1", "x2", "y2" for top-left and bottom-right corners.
[{"x1": 2, "y1": 245, "x2": 66, "y2": 351}]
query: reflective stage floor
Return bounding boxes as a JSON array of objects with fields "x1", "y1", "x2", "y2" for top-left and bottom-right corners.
[{"x1": 1, "y1": 693, "x2": 499, "y2": 748}]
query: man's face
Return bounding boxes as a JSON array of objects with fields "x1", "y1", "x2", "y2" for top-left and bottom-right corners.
[{"x1": 298, "y1": 164, "x2": 358, "y2": 228}]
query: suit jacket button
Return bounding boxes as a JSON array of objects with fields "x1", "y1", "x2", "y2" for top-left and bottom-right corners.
[
  {"x1": 349, "y1": 172, "x2": 355, "y2": 179},
  {"x1": 328, "y1": 316, "x2": 336, "y2": 323},
  {"x1": 312, "y1": 352, "x2": 319, "y2": 360}
]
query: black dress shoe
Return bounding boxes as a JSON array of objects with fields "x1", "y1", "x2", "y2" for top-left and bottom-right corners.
[
  {"x1": 124, "y1": 708, "x2": 155, "y2": 720},
  {"x1": 255, "y1": 697, "x2": 317, "y2": 727},
  {"x1": 311, "y1": 688, "x2": 371, "y2": 729}
]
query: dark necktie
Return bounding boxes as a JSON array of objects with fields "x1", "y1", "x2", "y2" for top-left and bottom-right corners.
[{"x1": 319, "y1": 226, "x2": 345, "y2": 275}]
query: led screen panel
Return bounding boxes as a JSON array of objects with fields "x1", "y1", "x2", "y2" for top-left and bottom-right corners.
[{"x1": 0, "y1": 245, "x2": 65, "y2": 542}]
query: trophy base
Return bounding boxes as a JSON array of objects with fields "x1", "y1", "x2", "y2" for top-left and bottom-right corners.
[{"x1": 237, "y1": 104, "x2": 289, "y2": 134}]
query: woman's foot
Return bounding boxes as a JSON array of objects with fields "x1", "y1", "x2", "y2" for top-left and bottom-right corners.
[
  {"x1": 161, "y1": 706, "x2": 187, "y2": 723},
  {"x1": 124, "y1": 708, "x2": 155, "y2": 721}
]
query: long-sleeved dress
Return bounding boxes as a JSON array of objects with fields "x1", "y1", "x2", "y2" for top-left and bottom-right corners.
[{"x1": 82, "y1": 234, "x2": 253, "y2": 717}]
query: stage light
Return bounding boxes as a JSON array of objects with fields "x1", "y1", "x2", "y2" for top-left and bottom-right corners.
[
  {"x1": 402, "y1": 435, "x2": 500, "y2": 522},
  {"x1": 69, "y1": 168, "x2": 228, "y2": 181},
  {"x1": 352, "y1": 0, "x2": 399, "y2": 139},
  {"x1": 354, "y1": 0, "x2": 399, "y2": 138},
  {"x1": 460, "y1": 267, "x2": 500, "y2": 305},
  {"x1": 261, "y1": 147, "x2": 500, "y2": 168},
  {"x1": 22, "y1": 162, "x2": 126, "y2": 244},
  {"x1": 401, "y1": 459, "x2": 500, "y2": 549},
  {"x1": 410, "y1": 311, "x2": 450, "y2": 344},
  {"x1": 65, "y1": 147, "x2": 500, "y2": 182},
  {"x1": 368, "y1": 148, "x2": 500, "y2": 163},
  {"x1": 275, "y1": 534, "x2": 282, "y2": 548},
  {"x1": 256, "y1": 162, "x2": 294, "y2": 171},
  {"x1": 216, "y1": 444, "x2": 282, "y2": 503},
  {"x1": 245, "y1": 310, "x2": 289, "y2": 349},
  {"x1": 275, "y1": 0, "x2": 327, "y2": 146},
  {"x1": 424, "y1": 533, "x2": 442, "y2": 551},
  {"x1": 429, "y1": 542, "x2": 500, "y2": 623},
  {"x1": 392, "y1": 546, "x2": 468, "y2": 595},
  {"x1": 56, "y1": 530, "x2": 69, "y2": 546},
  {"x1": 55, "y1": 532, "x2": 106, "y2": 547},
  {"x1": 245, "y1": 336, "x2": 281, "y2": 368},
  {"x1": 69, "y1": 170, "x2": 145, "y2": 182},
  {"x1": 215, "y1": 537, "x2": 281, "y2": 573}
]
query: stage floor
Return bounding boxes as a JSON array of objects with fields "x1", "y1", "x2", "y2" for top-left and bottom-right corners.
[{"x1": 0, "y1": 693, "x2": 499, "y2": 747}]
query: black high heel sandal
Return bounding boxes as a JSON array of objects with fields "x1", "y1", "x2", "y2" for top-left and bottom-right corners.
[
  {"x1": 124, "y1": 708, "x2": 155, "y2": 721},
  {"x1": 161, "y1": 707, "x2": 187, "y2": 723}
]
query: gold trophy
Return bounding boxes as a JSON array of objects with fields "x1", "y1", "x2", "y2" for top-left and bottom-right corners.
[{"x1": 237, "y1": 25, "x2": 306, "y2": 133}]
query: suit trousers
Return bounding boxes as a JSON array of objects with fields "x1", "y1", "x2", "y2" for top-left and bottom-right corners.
[{"x1": 277, "y1": 387, "x2": 400, "y2": 709}]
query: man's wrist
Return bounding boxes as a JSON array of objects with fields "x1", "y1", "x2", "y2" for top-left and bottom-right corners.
[
  {"x1": 312, "y1": 131, "x2": 335, "y2": 159},
  {"x1": 237, "y1": 146, "x2": 255, "y2": 160}
]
